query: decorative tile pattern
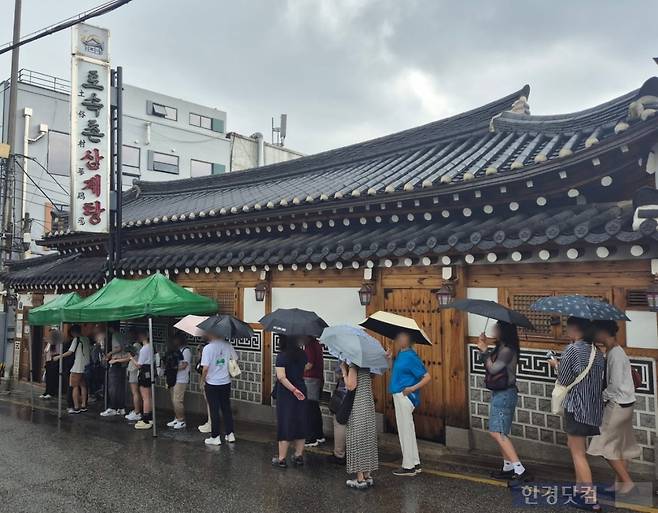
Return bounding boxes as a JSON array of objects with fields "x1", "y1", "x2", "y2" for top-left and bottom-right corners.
[{"x1": 468, "y1": 345, "x2": 657, "y2": 465}]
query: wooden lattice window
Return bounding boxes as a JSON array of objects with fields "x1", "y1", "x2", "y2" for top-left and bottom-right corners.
[
  {"x1": 509, "y1": 293, "x2": 554, "y2": 336},
  {"x1": 626, "y1": 289, "x2": 649, "y2": 310},
  {"x1": 193, "y1": 288, "x2": 237, "y2": 316}
]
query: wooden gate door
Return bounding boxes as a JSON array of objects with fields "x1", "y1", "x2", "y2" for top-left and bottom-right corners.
[{"x1": 382, "y1": 288, "x2": 444, "y2": 442}]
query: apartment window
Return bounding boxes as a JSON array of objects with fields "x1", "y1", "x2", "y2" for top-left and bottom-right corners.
[
  {"x1": 189, "y1": 113, "x2": 212, "y2": 130},
  {"x1": 47, "y1": 131, "x2": 70, "y2": 176},
  {"x1": 148, "y1": 150, "x2": 179, "y2": 174},
  {"x1": 191, "y1": 160, "x2": 225, "y2": 177},
  {"x1": 190, "y1": 159, "x2": 212, "y2": 177},
  {"x1": 122, "y1": 145, "x2": 140, "y2": 169},
  {"x1": 149, "y1": 101, "x2": 177, "y2": 121}
]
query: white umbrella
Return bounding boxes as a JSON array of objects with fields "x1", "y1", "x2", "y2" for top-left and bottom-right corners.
[{"x1": 174, "y1": 315, "x2": 209, "y2": 337}]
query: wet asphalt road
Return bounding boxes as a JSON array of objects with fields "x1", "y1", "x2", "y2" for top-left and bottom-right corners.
[{"x1": 0, "y1": 399, "x2": 642, "y2": 513}]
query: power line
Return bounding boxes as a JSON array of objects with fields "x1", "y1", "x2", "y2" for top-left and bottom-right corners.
[
  {"x1": 0, "y1": 0, "x2": 133, "y2": 56},
  {"x1": 14, "y1": 160, "x2": 64, "y2": 213},
  {"x1": 14, "y1": 154, "x2": 68, "y2": 194}
]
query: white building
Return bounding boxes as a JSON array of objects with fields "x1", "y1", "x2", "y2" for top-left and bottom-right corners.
[{"x1": 0, "y1": 69, "x2": 302, "y2": 256}]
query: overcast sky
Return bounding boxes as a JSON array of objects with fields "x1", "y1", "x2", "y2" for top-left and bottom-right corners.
[{"x1": 0, "y1": 0, "x2": 656, "y2": 155}]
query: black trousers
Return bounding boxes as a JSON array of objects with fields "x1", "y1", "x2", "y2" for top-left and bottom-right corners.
[
  {"x1": 108, "y1": 366, "x2": 126, "y2": 410},
  {"x1": 44, "y1": 361, "x2": 59, "y2": 396},
  {"x1": 205, "y1": 383, "x2": 234, "y2": 438},
  {"x1": 306, "y1": 400, "x2": 324, "y2": 441}
]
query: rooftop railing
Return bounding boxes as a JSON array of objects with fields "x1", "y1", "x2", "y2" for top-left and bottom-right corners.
[{"x1": 17, "y1": 69, "x2": 71, "y2": 95}]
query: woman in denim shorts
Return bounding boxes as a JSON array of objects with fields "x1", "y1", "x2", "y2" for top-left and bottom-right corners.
[{"x1": 477, "y1": 321, "x2": 530, "y2": 487}]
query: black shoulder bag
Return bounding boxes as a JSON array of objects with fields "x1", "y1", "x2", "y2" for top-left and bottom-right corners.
[{"x1": 334, "y1": 389, "x2": 356, "y2": 425}]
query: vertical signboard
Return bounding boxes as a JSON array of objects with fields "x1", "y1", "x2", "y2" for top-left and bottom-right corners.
[{"x1": 70, "y1": 24, "x2": 111, "y2": 233}]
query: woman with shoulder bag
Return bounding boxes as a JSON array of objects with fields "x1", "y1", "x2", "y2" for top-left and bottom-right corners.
[
  {"x1": 549, "y1": 317, "x2": 605, "y2": 512},
  {"x1": 476, "y1": 321, "x2": 530, "y2": 486}
]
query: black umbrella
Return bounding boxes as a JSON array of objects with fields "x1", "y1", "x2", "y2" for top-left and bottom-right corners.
[
  {"x1": 197, "y1": 315, "x2": 255, "y2": 340},
  {"x1": 446, "y1": 299, "x2": 535, "y2": 329},
  {"x1": 259, "y1": 308, "x2": 328, "y2": 338}
]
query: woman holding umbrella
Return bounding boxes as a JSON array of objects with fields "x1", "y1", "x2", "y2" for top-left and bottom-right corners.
[
  {"x1": 476, "y1": 321, "x2": 530, "y2": 486},
  {"x1": 272, "y1": 335, "x2": 308, "y2": 468},
  {"x1": 260, "y1": 308, "x2": 328, "y2": 468}
]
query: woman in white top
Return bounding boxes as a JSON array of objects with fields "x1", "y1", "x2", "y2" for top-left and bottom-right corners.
[
  {"x1": 130, "y1": 329, "x2": 154, "y2": 430},
  {"x1": 200, "y1": 336, "x2": 238, "y2": 446},
  {"x1": 587, "y1": 320, "x2": 641, "y2": 496}
]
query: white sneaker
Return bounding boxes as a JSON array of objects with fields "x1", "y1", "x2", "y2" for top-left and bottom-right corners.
[
  {"x1": 117, "y1": 409, "x2": 126, "y2": 415},
  {"x1": 67, "y1": 408, "x2": 77, "y2": 414},
  {"x1": 124, "y1": 410, "x2": 135, "y2": 419},
  {"x1": 198, "y1": 421, "x2": 211, "y2": 433},
  {"x1": 40, "y1": 394, "x2": 52, "y2": 399},
  {"x1": 173, "y1": 420, "x2": 186, "y2": 430},
  {"x1": 100, "y1": 408, "x2": 117, "y2": 417},
  {"x1": 134, "y1": 420, "x2": 152, "y2": 430},
  {"x1": 126, "y1": 411, "x2": 142, "y2": 421},
  {"x1": 204, "y1": 436, "x2": 222, "y2": 446},
  {"x1": 225, "y1": 432, "x2": 236, "y2": 443},
  {"x1": 166, "y1": 419, "x2": 178, "y2": 427},
  {"x1": 39, "y1": 394, "x2": 47, "y2": 399}
]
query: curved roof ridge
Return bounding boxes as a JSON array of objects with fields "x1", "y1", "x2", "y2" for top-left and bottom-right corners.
[
  {"x1": 493, "y1": 88, "x2": 639, "y2": 133},
  {"x1": 128, "y1": 85, "x2": 530, "y2": 199}
]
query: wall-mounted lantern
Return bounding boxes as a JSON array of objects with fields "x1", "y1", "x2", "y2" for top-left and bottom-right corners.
[
  {"x1": 254, "y1": 280, "x2": 269, "y2": 302},
  {"x1": 358, "y1": 282, "x2": 374, "y2": 306},
  {"x1": 435, "y1": 283, "x2": 455, "y2": 308},
  {"x1": 646, "y1": 281, "x2": 658, "y2": 312}
]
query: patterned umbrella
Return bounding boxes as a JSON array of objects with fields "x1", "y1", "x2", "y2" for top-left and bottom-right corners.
[{"x1": 530, "y1": 295, "x2": 630, "y2": 321}]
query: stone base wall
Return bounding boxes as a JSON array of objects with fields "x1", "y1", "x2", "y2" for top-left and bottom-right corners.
[{"x1": 468, "y1": 345, "x2": 657, "y2": 468}]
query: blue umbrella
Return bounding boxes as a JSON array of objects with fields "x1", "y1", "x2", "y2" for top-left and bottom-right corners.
[
  {"x1": 530, "y1": 295, "x2": 630, "y2": 321},
  {"x1": 319, "y1": 325, "x2": 389, "y2": 374}
]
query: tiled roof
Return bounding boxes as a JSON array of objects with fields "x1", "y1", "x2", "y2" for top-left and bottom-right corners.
[
  {"x1": 8, "y1": 201, "x2": 655, "y2": 288},
  {"x1": 102, "y1": 79, "x2": 657, "y2": 230}
]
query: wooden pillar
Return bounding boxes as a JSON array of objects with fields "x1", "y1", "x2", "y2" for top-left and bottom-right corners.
[
  {"x1": 440, "y1": 265, "x2": 469, "y2": 429},
  {"x1": 261, "y1": 272, "x2": 273, "y2": 405}
]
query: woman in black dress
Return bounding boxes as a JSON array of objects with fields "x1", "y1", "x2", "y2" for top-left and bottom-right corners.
[{"x1": 272, "y1": 336, "x2": 307, "y2": 468}]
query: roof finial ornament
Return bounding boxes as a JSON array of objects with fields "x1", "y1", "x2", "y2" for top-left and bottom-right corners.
[
  {"x1": 489, "y1": 92, "x2": 531, "y2": 131},
  {"x1": 628, "y1": 76, "x2": 658, "y2": 122},
  {"x1": 510, "y1": 95, "x2": 530, "y2": 115}
]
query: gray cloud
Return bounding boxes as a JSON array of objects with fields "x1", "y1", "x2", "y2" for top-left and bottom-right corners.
[{"x1": 1, "y1": 0, "x2": 656, "y2": 155}]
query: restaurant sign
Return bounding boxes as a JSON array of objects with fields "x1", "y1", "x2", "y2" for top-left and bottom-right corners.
[{"x1": 70, "y1": 23, "x2": 111, "y2": 233}]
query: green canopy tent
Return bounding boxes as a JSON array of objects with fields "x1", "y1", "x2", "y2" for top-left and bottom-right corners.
[
  {"x1": 61, "y1": 273, "x2": 217, "y2": 436},
  {"x1": 28, "y1": 292, "x2": 83, "y2": 418}
]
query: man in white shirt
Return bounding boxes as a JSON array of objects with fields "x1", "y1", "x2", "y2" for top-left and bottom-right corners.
[
  {"x1": 54, "y1": 325, "x2": 90, "y2": 414},
  {"x1": 166, "y1": 335, "x2": 192, "y2": 430}
]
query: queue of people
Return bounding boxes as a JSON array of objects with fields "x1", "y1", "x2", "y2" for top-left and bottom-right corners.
[
  {"x1": 34, "y1": 304, "x2": 643, "y2": 506},
  {"x1": 476, "y1": 316, "x2": 641, "y2": 511}
]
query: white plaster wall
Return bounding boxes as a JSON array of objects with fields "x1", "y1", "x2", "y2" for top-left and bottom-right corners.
[
  {"x1": 270, "y1": 287, "x2": 365, "y2": 327},
  {"x1": 466, "y1": 287, "x2": 498, "y2": 337},
  {"x1": 243, "y1": 288, "x2": 266, "y2": 324},
  {"x1": 625, "y1": 310, "x2": 658, "y2": 349}
]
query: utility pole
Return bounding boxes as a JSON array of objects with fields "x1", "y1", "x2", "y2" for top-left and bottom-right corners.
[{"x1": 1, "y1": 0, "x2": 22, "y2": 270}]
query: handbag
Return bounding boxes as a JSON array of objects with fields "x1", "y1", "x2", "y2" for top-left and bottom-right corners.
[
  {"x1": 304, "y1": 377, "x2": 322, "y2": 402},
  {"x1": 228, "y1": 359, "x2": 241, "y2": 378},
  {"x1": 484, "y1": 348, "x2": 510, "y2": 391},
  {"x1": 329, "y1": 388, "x2": 347, "y2": 414},
  {"x1": 551, "y1": 344, "x2": 596, "y2": 415},
  {"x1": 335, "y1": 389, "x2": 356, "y2": 425}
]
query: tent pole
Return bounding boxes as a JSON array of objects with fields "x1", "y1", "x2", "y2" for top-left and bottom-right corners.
[
  {"x1": 28, "y1": 321, "x2": 34, "y2": 411},
  {"x1": 104, "y1": 325, "x2": 109, "y2": 411},
  {"x1": 148, "y1": 317, "x2": 157, "y2": 437},
  {"x1": 58, "y1": 322, "x2": 63, "y2": 419}
]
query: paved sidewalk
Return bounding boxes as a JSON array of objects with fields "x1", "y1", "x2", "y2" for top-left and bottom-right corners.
[{"x1": 1, "y1": 381, "x2": 655, "y2": 513}]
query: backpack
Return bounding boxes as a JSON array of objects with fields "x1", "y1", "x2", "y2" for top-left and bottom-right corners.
[{"x1": 163, "y1": 347, "x2": 186, "y2": 388}]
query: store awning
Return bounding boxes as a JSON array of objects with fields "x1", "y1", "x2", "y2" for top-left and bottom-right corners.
[
  {"x1": 28, "y1": 292, "x2": 83, "y2": 326},
  {"x1": 61, "y1": 272, "x2": 217, "y2": 322}
]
